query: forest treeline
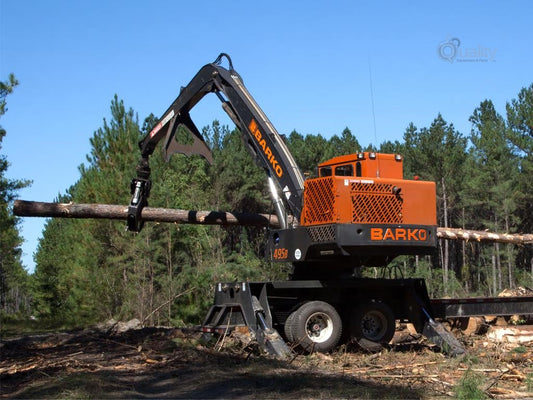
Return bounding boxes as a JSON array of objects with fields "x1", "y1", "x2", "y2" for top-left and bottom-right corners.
[{"x1": 1, "y1": 80, "x2": 532, "y2": 327}]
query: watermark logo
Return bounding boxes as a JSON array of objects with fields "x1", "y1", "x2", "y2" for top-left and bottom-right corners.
[
  {"x1": 437, "y1": 37, "x2": 496, "y2": 63},
  {"x1": 437, "y1": 37, "x2": 461, "y2": 63}
]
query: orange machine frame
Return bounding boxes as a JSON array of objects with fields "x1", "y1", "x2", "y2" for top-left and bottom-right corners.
[{"x1": 301, "y1": 152, "x2": 436, "y2": 227}]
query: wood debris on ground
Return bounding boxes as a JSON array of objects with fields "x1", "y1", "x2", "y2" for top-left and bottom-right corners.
[{"x1": 1, "y1": 319, "x2": 532, "y2": 398}]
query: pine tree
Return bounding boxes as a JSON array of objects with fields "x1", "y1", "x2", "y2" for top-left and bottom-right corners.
[
  {"x1": 403, "y1": 115, "x2": 467, "y2": 295},
  {"x1": 0, "y1": 74, "x2": 31, "y2": 316},
  {"x1": 32, "y1": 96, "x2": 144, "y2": 323},
  {"x1": 506, "y1": 83, "x2": 533, "y2": 282},
  {"x1": 464, "y1": 100, "x2": 519, "y2": 293},
  {"x1": 327, "y1": 127, "x2": 361, "y2": 158}
]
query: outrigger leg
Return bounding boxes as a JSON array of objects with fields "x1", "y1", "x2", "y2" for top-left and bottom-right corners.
[{"x1": 202, "y1": 282, "x2": 290, "y2": 358}]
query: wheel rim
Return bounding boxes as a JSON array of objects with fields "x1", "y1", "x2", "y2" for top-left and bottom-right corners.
[
  {"x1": 305, "y1": 312, "x2": 333, "y2": 343},
  {"x1": 360, "y1": 310, "x2": 388, "y2": 341}
]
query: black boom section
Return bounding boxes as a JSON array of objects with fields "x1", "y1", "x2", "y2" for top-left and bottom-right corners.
[{"x1": 128, "y1": 54, "x2": 305, "y2": 231}]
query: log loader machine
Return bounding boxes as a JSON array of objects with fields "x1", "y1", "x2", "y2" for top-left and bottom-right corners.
[{"x1": 127, "y1": 54, "x2": 464, "y2": 357}]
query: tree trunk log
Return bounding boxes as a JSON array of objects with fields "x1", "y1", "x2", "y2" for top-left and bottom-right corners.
[
  {"x1": 13, "y1": 200, "x2": 285, "y2": 227},
  {"x1": 13, "y1": 200, "x2": 533, "y2": 244},
  {"x1": 436, "y1": 227, "x2": 533, "y2": 245}
]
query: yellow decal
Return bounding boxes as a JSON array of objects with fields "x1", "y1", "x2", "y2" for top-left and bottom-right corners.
[{"x1": 249, "y1": 119, "x2": 283, "y2": 178}]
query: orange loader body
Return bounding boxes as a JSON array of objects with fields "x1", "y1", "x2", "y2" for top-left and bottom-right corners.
[{"x1": 301, "y1": 152, "x2": 436, "y2": 228}]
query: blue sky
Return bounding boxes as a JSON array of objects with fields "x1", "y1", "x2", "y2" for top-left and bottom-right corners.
[{"x1": 1, "y1": 1, "x2": 532, "y2": 273}]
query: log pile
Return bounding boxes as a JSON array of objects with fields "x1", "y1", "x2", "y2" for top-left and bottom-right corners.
[{"x1": 13, "y1": 200, "x2": 533, "y2": 245}]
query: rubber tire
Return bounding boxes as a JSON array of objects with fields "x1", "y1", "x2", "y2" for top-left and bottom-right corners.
[
  {"x1": 288, "y1": 301, "x2": 342, "y2": 353},
  {"x1": 351, "y1": 301, "x2": 396, "y2": 345},
  {"x1": 284, "y1": 311, "x2": 297, "y2": 343}
]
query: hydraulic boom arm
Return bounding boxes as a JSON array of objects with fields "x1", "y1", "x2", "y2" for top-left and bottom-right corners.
[{"x1": 127, "y1": 54, "x2": 304, "y2": 232}]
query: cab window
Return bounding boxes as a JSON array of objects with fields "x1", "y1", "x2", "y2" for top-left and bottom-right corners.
[
  {"x1": 334, "y1": 164, "x2": 353, "y2": 177},
  {"x1": 355, "y1": 162, "x2": 362, "y2": 177},
  {"x1": 319, "y1": 166, "x2": 332, "y2": 177}
]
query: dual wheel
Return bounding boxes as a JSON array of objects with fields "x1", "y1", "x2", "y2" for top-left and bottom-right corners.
[{"x1": 284, "y1": 300, "x2": 395, "y2": 353}]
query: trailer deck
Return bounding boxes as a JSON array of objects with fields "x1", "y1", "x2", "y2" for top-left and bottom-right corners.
[{"x1": 431, "y1": 296, "x2": 533, "y2": 319}]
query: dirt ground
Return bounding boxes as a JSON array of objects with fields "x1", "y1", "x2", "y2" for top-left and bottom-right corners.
[{"x1": 1, "y1": 322, "x2": 532, "y2": 399}]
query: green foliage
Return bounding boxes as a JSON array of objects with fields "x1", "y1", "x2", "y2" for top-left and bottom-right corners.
[
  {"x1": 30, "y1": 82, "x2": 533, "y2": 327},
  {"x1": 286, "y1": 131, "x2": 331, "y2": 176},
  {"x1": 506, "y1": 84, "x2": 533, "y2": 273},
  {"x1": 511, "y1": 345, "x2": 527, "y2": 353},
  {"x1": 209, "y1": 125, "x2": 267, "y2": 212},
  {"x1": 459, "y1": 100, "x2": 521, "y2": 294},
  {"x1": 403, "y1": 114, "x2": 467, "y2": 222},
  {"x1": 466, "y1": 100, "x2": 518, "y2": 229},
  {"x1": 527, "y1": 372, "x2": 533, "y2": 392},
  {"x1": 454, "y1": 369, "x2": 487, "y2": 400},
  {"x1": 33, "y1": 96, "x2": 144, "y2": 325},
  {"x1": 402, "y1": 115, "x2": 468, "y2": 294},
  {"x1": 32, "y1": 105, "x2": 284, "y2": 325},
  {"x1": 326, "y1": 127, "x2": 361, "y2": 159},
  {"x1": 0, "y1": 73, "x2": 18, "y2": 119},
  {"x1": 0, "y1": 74, "x2": 32, "y2": 316}
]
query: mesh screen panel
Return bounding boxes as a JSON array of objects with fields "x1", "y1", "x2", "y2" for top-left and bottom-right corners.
[
  {"x1": 351, "y1": 183, "x2": 403, "y2": 223},
  {"x1": 302, "y1": 178, "x2": 335, "y2": 225},
  {"x1": 302, "y1": 179, "x2": 403, "y2": 225},
  {"x1": 306, "y1": 225, "x2": 336, "y2": 242}
]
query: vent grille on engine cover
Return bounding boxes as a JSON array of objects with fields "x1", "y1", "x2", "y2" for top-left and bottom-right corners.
[
  {"x1": 302, "y1": 178, "x2": 335, "y2": 225},
  {"x1": 351, "y1": 182, "x2": 403, "y2": 224},
  {"x1": 306, "y1": 224, "x2": 336, "y2": 242}
]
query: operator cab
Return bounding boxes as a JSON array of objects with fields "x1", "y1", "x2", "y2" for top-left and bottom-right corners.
[{"x1": 318, "y1": 152, "x2": 403, "y2": 179}]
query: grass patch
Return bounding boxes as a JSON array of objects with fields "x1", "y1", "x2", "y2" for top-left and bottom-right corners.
[
  {"x1": 527, "y1": 373, "x2": 533, "y2": 392},
  {"x1": 455, "y1": 368, "x2": 487, "y2": 400},
  {"x1": 0, "y1": 317, "x2": 74, "y2": 339},
  {"x1": 511, "y1": 345, "x2": 527, "y2": 354},
  {"x1": 461, "y1": 353, "x2": 480, "y2": 365}
]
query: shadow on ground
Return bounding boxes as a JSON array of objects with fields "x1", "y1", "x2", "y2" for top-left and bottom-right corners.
[{"x1": 5, "y1": 348, "x2": 420, "y2": 399}]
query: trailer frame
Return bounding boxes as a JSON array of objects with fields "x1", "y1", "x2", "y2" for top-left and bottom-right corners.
[{"x1": 201, "y1": 278, "x2": 472, "y2": 357}]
